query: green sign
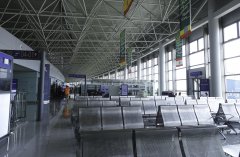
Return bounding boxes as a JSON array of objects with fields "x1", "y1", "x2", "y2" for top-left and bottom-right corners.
[
  {"x1": 179, "y1": 0, "x2": 191, "y2": 39},
  {"x1": 120, "y1": 29, "x2": 126, "y2": 65},
  {"x1": 176, "y1": 34, "x2": 183, "y2": 67}
]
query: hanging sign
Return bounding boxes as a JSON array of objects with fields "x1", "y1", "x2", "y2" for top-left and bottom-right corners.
[
  {"x1": 119, "y1": 29, "x2": 126, "y2": 66},
  {"x1": 127, "y1": 47, "x2": 132, "y2": 72},
  {"x1": 127, "y1": 48, "x2": 132, "y2": 66},
  {"x1": 1, "y1": 50, "x2": 41, "y2": 60},
  {"x1": 176, "y1": 34, "x2": 183, "y2": 67},
  {"x1": 124, "y1": 0, "x2": 134, "y2": 16},
  {"x1": 179, "y1": 0, "x2": 192, "y2": 39}
]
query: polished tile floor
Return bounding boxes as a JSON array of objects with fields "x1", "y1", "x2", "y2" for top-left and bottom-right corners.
[{"x1": 4, "y1": 106, "x2": 77, "y2": 157}]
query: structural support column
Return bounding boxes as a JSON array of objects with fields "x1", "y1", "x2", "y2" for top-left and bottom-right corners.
[
  {"x1": 108, "y1": 72, "x2": 111, "y2": 79},
  {"x1": 137, "y1": 58, "x2": 141, "y2": 80},
  {"x1": 115, "y1": 69, "x2": 118, "y2": 79},
  {"x1": 37, "y1": 51, "x2": 45, "y2": 121},
  {"x1": 159, "y1": 42, "x2": 165, "y2": 95},
  {"x1": 124, "y1": 65, "x2": 128, "y2": 80},
  {"x1": 208, "y1": 0, "x2": 222, "y2": 97}
]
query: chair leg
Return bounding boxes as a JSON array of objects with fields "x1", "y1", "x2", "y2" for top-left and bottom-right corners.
[
  {"x1": 218, "y1": 129, "x2": 226, "y2": 140},
  {"x1": 225, "y1": 122, "x2": 238, "y2": 135}
]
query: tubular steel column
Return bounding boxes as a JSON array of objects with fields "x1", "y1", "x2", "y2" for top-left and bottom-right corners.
[
  {"x1": 124, "y1": 65, "x2": 128, "y2": 80},
  {"x1": 159, "y1": 42, "x2": 166, "y2": 95},
  {"x1": 37, "y1": 51, "x2": 45, "y2": 121},
  {"x1": 115, "y1": 69, "x2": 118, "y2": 79},
  {"x1": 137, "y1": 58, "x2": 141, "y2": 80},
  {"x1": 208, "y1": 0, "x2": 222, "y2": 97}
]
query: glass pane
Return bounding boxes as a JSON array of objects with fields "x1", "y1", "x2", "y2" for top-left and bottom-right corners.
[
  {"x1": 148, "y1": 68, "x2": 152, "y2": 75},
  {"x1": 143, "y1": 62, "x2": 146, "y2": 68},
  {"x1": 226, "y1": 93, "x2": 240, "y2": 99},
  {"x1": 154, "y1": 73, "x2": 158, "y2": 81},
  {"x1": 148, "y1": 60, "x2": 152, "y2": 68},
  {"x1": 168, "y1": 81, "x2": 173, "y2": 90},
  {"x1": 198, "y1": 38, "x2": 204, "y2": 50},
  {"x1": 182, "y1": 45, "x2": 186, "y2": 56},
  {"x1": 154, "y1": 58, "x2": 158, "y2": 65},
  {"x1": 176, "y1": 68, "x2": 187, "y2": 80},
  {"x1": 168, "y1": 52, "x2": 172, "y2": 60},
  {"x1": 143, "y1": 69, "x2": 146, "y2": 76},
  {"x1": 225, "y1": 57, "x2": 240, "y2": 75},
  {"x1": 154, "y1": 66, "x2": 159, "y2": 74},
  {"x1": 190, "y1": 40, "x2": 198, "y2": 53},
  {"x1": 225, "y1": 75, "x2": 240, "y2": 93},
  {"x1": 168, "y1": 70, "x2": 173, "y2": 81},
  {"x1": 189, "y1": 51, "x2": 204, "y2": 66},
  {"x1": 176, "y1": 80, "x2": 187, "y2": 91},
  {"x1": 168, "y1": 61, "x2": 172, "y2": 71},
  {"x1": 154, "y1": 82, "x2": 159, "y2": 95},
  {"x1": 224, "y1": 23, "x2": 238, "y2": 42},
  {"x1": 190, "y1": 64, "x2": 204, "y2": 69},
  {"x1": 224, "y1": 39, "x2": 240, "y2": 59}
]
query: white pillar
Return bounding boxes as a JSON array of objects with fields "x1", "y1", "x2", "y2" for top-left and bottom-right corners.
[
  {"x1": 115, "y1": 69, "x2": 118, "y2": 79},
  {"x1": 159, "y1": 42, "x2": 165, "y2": 95},
  {"x1": 208, "y1": 0, "x2": 222, "y2": 97},
  {"x1": 137, "y1": 58, "x2": 141, "y2": 80},
  {"x1": 124, "y1": 65, "x2": 128, "y2": 80}
]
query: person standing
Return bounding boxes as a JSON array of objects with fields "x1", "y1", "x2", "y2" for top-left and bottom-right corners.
[{"x1": 64, "y1": 85, "x2": 70, "y2": 100}]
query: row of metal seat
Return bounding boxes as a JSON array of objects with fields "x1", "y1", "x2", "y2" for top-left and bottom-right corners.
[
  {"x1": 77, "y1": 106, "x2": 144, "y2": 132},
  {"x1": 74, "y1": 99, "x2": 226, "y2": 114},
  {"x1": 76, "y1": 126, "x2": 225, "y2": 157},
  {"x1": 157, "y1": 105, "x2": 215, "y2": 127}
]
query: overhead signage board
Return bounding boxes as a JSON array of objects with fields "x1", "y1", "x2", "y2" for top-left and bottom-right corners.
[
  {"x1": 68, "y1": 74, "x2": 86, "y2": 79},
  {"x1": 2, "y1": 50, "x2": 41, "y2": 60},
  {"x1": 188, "y1": 67, "x2": 205, "y2": 79},
  {"x1": 179, "y1": 0, "x2": 192, "y2": 39},
  {"x1": 119, "y1": 29, "x2": 126, "y2": 66},
  {"x1": 175, "y1": 34, "x2": 183, "y2": 67},
  {"x1": 189, "y1": 71, "x2": 202, "y2": 78},
  {"x1": 124, "y1": 0, "x2": 134, "y2": 16}
]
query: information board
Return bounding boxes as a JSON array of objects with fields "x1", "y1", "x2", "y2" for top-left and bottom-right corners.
[{"x1": 121, "y1": 84, "x2": 128, "y2": 96}]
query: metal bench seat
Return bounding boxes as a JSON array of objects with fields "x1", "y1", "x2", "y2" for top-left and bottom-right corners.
[
  {"x1": 102, "y1": 107, "x2": 123, "y2": 130},
  {"x1": 79, "y1": 107, "x2": 101, "y2": 132},
  {"x1": 159, "y1": 106, "x2": 181, "y2": 127},
  {"x1": 122, "y1": 106, "x2": 144, "y2": 129},
  {"x1": 178, "y1": 105, "x2": 198, "y2": 126},
  {"x1": 194, "y1": 105, "x2": 214, "y2": 125},
  {"x1": 142, "y1": 100, "x2": 157, "y2": 115},
  {"x1": 88, "y1": 100, "x2": 102, "y2": 107},
  {"x1": 180, "y1": 126, "x2": 225, "y2": 157},
  {"x1": 79, "y1": 130, "x2": 133, "y2": 157},
  {"x1": 135, "y1": 128, "x2": 182, "y2": 157}
]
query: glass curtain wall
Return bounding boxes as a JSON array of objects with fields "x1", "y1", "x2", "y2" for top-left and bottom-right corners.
[{"x1": 223, "y1": 22, "x2": 240, "y2": 98}]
